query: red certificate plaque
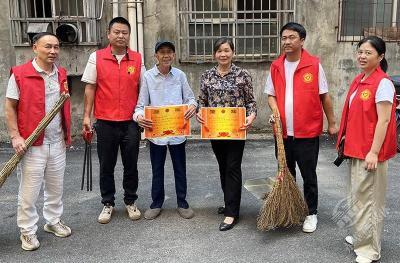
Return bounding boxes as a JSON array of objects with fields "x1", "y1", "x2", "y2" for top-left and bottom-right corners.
[
  {"x1": 200, "y1": 107, "x2": 246, "y2": 140},
  {"x1": 144, "y1": 105, "x2": 190, "y2": 139}
]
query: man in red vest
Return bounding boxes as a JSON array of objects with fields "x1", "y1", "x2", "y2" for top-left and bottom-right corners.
[
  {"x1": 5, "y1": 32, "x2": 72, "y2": 251},
  {"x1": 82, "y1": 17, "x2": 144, "y2": 224},
  {"x1": 265, "y1": 22, "x2": 338, "y2": 233}
]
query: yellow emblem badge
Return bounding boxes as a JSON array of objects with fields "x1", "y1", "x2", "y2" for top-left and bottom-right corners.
[
  {"x1": 64, "y1": 81, "x2": 69, "y2": 92},
  {"x1": 360, "y1": 89, "x2": 371, "y2": 101},
  {"x1": 127, "y1": 66, "x2": 135, "y2": 75},
  {"x1": 303, "y1": 73, "x2": 313, "y2": 83}
]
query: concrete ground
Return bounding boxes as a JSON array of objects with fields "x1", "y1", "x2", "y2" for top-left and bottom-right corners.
[{"x1": 0, "y1": 137, "x2": 399, "y2": 263}]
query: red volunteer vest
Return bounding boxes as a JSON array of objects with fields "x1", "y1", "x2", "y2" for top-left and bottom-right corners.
[
  {"x1": 336, "y1": 67, "x2": 397, "y2": 161},
  {"x1": 270, "y1": 49, "x2": 323, "y2": 138},
  {"x1": 11, "y1": 61, "x2": 71, "y2": 146},
  {"x1": 94, "y1": 45, "x2": 142, "y2": 121}
]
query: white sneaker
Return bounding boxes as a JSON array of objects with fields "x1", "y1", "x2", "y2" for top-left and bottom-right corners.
[
  {"x1": 126, "y1": 203, "x2": 141, "y2": 220},
  {"x1": 44, "y1": 221, "x2": 72, "y2": 238},
  {"x1": 345, "y1": 235, "x2": 353, "y2": 245},
  {"x1": 98, "y1": 205, "x2": 114, "y2": 224},
  {"x1": 20, "y1": 234, "x2": 40, "y2": 251},
  {"x1": 302, "y1": 214, "x2": 318, "y2": 233},
  {"x1": 355, "y1": 255, "x2": 372, "y2": 263}
]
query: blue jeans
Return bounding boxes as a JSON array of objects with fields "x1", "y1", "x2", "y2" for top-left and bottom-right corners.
[{"x1": 149, "y1": 141, "x2": 189, "y2": 209}]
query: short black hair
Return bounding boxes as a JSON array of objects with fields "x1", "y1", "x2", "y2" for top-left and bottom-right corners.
[
  {"x1": 32, "y1": 32, "x2": 59, "y2": 45},
  {"x1": 213, "y1": 37, "x2": 234, "y2": 54},
  {"x1": 108, "y1": 16, "x2": 131, "y2": 32},
  {"x1": 280, "y1": 22, "x2": 306, "y2": 40},
  {"x1": 357, "y1": 36, "x2": 388, "y2": 72}
]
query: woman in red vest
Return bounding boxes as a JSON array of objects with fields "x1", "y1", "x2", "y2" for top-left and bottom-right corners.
[
  {"x1": 197, "y1": 38, "x2": 257, "y2": 231},
  {"x1": 336, "y1": 36, "x2": 397, "y2": 263}
]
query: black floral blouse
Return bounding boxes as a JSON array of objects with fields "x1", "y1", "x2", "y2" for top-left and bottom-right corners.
[{"x1": 199, "y1": 64, "x2": 257, "y2": 116}]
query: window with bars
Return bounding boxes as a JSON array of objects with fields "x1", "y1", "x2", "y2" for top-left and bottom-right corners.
[
  {"x1": 338, "y1": 0, "x2": 400, "y2": 42},
  {"x1": 9, "y1": 0, "x2": 104, "y2": 46},
  {"x1": 177, "y1": 0, "x2": 295, "y2": 62}
]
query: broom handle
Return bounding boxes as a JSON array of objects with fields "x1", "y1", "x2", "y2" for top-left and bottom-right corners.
[
  {"x1": 0, "y1": 93, "x2": 70, "y2": 188},
  {"x1": 272, "y1": 108, "x2": 287, "y2": 172},
  {"x1": 25, "y1": 93, "x2": 70, "y2": 148}
]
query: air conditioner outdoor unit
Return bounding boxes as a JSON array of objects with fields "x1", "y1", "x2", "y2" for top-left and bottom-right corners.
[{"x1": 56, "y1": 23, "x2": 79, "y2": 44}]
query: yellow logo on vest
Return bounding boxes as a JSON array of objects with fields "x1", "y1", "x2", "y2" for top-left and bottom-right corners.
[
  {"x1": 360, "y1": 89, "x2": 371, "y2": 101},
  {"x1": 64, "y1": 81, "x2": 69, "y2": 92},
  {"x1": 303, "y1": 73, "x2": 313, "y2": 83},
  {"x1": 127, "y1": 66, "x2": 136, "y2": 75}
]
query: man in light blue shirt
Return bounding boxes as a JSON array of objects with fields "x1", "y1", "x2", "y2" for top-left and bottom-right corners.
[{"x1": 133, "y1": 41, "x2": 197, "y2": 220}]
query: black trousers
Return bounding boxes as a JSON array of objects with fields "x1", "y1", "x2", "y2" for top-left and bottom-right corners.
[
  {"x1": 95, "y1": 120, "x2": 140, "y2": 206},
  {"x1": 211, "y1": 140, "x2": 245, "y2": 218},
  {"x1": 275, "y1": 136, "x2": 319, "y2": 215}
]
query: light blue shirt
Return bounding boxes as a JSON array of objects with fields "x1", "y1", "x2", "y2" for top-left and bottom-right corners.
[{"x1": 134, "y1": 66, "x2": 197, "y2": 145}]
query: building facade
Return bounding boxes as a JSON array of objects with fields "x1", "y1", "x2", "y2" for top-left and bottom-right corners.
[{"x1": 0, "y1": 0, "x2": 399, "y2": 141}]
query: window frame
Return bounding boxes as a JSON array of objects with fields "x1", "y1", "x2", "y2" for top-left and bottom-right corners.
[
  {"x1": 177, "y1": 0, "x2": 296, "y2": 63},
  {"x1": 337, "y1": 0, "x2": 400, "y2": 42},
  {"x1": 9, "y1": 0, "x2": 104, "y2": 46}
]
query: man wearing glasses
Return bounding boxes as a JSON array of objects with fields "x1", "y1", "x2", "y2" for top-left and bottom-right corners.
[{"x1": 264, "y1": 22, "x2": 337, "y2": 233}]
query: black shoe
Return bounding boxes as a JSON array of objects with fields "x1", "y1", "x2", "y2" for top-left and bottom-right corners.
[
  {"x1": 219, "y1": 217, "x2": 238, "y2": 231},
  {"x1": 217, "y1": 206, "x2": 225, "y2": 214}
]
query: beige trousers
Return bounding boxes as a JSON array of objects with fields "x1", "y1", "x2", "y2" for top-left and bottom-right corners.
[{"x1": 348, "y1": 158, "x2": 388, "y2": 261}]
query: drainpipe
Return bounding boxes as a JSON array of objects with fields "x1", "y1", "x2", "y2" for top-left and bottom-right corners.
[
  {"x1": 112, "y1": 0, "x2": 119, "y2": 18},
  {"x1": 392, "y1": 0, "x2": 398, "y2": 27},
  {"x1": 127, "y1": 0, "x2": 138, "y2": 51},
  {"x1": 137, "y1": 1, "x2": 144, "y2": 58}
]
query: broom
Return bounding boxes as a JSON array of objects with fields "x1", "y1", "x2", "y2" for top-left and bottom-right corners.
[
  {"x1": 257, "y1": 108, "x2": 308, "y2": 231},
  {"x1": 0, "y1": 92, "x2": 70, "y2": 188}
]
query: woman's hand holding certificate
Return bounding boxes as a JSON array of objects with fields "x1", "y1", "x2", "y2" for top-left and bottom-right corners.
[{"x1": 200, "y1": 107, "x2": 246, "y2": 140}]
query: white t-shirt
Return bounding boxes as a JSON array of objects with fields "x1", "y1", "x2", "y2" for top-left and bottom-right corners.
[
  {"x1": 349, "y1": 78, "x2": 395, "y2": 106},
  {"x1": 81, "y1": 51, "x2": 146, "y2": 84},
  {"x1": 264, "y1": 60, "x2": 329, "y2": 136}
]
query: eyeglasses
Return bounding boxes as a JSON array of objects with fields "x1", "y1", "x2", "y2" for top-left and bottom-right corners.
[{"x1": 281, "y1": 35, "x2": 299, "y2": 42}]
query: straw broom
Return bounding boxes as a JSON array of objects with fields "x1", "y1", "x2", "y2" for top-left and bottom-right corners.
[
  {"x1": 0, "y1": 93, "x2": 70, "y2": 188},
  {"x1": 257, "y1": 108, "x2": 308, "y2": 231}
]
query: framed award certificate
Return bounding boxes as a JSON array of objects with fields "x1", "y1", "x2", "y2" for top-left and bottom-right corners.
[
  {"x1": 144, "y1": 105, "x2": 190, "y2": 139},
  {"x1": 200, "y1": 107, "x2": 246, "y2": 140}
]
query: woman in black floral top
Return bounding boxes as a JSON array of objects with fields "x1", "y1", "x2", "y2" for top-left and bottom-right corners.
[{"x1": 197, "y1": 37, "x2": 257, "y2": 231}]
